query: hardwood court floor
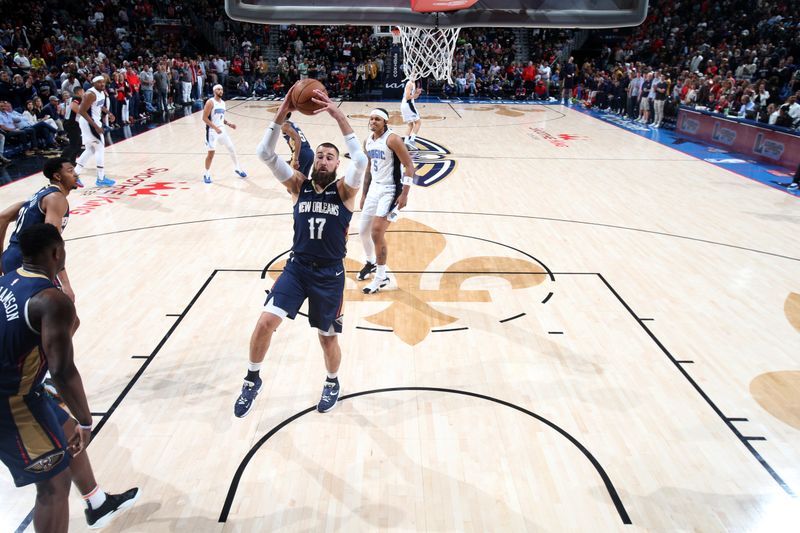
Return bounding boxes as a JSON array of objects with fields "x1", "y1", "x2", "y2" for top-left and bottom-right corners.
[{"x1": 1, "y1": 101, "x2": 798, "y2": 532}]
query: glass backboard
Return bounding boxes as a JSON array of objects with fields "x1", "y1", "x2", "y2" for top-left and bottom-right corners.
[{"x1": 225, "y1": 0, "x2": 649, "y2": 29}]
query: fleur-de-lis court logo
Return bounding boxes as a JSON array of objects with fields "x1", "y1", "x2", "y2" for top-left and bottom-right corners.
[{"x1": 268, "y1": 218, "x2": 548, "y2": 345}]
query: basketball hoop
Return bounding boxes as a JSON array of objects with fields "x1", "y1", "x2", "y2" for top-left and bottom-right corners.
[{"x1": 396, "y1": 25, "x2": 461, "y2": 83}]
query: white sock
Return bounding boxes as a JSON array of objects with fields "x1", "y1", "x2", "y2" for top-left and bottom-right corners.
[
  {"x1": 376, "y1": 264, "x2": 386, "y2": 278},
  {"x1": 326, "y1": 372, "x2": 338, "y2": 380},
  {"x1": 409, "y1": 134, "x2": 416, "y2": 142},
  {"x1": 367, "y1": 255, "x2": 376, "y2": 264},
  {"x1": 82, "y1": 486, "x2": 107, "y2": 510},
  {"x1": 96, "y1": 166, "x2": 105, "y2": 180},
  {"x1": 248, "y1": 362, "x2": 262, "y2": 372}
]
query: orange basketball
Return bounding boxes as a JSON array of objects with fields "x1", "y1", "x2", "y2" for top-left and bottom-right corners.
[{"x1": 290, "y1": 79, "x2": 327, "y2": 115}]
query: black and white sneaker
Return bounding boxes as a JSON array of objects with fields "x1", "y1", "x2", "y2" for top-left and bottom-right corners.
[
  {"x1": 363, "y1": 276, "x2": 390, "y2": 294},
  {"x1": 317, "y1": 379, "x2": 340, "y2": 413},
  {"x1": 356, "y1": 261, "x2": 376, "y2": 281},
  {"x1": 85, "y1": 488, "x2": 140, "y2": 529}
]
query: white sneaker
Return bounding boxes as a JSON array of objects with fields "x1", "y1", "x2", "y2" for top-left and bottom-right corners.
[{"x1": 363, "y1": 276, "x2": 390, "y2": 294}]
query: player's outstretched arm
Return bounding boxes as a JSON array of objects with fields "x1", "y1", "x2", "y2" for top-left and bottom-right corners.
[
  {"x1": 256, "y1": 83, "x2": 306, "y2": 195},
  {"x1": 34, "y1": 289, "x2": 93, "y2": 453},
  {"x1": 310, "y1": 90, "x2": 367, "y2": 201}
]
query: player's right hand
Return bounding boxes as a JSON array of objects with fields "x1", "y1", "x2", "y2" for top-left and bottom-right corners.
[
  {"x1": 214, "y1": 126, "x2": 222, "y2": 134},
  {"x1": 68, "y1": 424, "x2": 92, "y2": 456},
  {"x1": 93, "y1": 123, "x2": 103, "y2": 135},
  {"x1": 280, "y1": 84, "x2": 297, "y2": 113}
]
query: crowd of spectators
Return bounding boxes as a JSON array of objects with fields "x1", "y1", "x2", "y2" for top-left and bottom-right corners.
[
  {"x1": 0, "y1": 0, "x2": 222, "y2": 163},
  {"x1": 566, "y1": 0, "x2": 800, "y2": 130},
  {"x1": 269, "y1": 25, "x2": 393, "y2": 99},
  {"x1": 2, "y1": 0, "x2": 799, "y2": 166}
]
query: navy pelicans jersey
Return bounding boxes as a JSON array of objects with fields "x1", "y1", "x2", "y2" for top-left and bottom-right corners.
[
  {"x1": 365, "y1": 128, "x2": 402, "y2": 188},
  {"x1": 8, "y1": 186, "x2": 69, "y2": 248},
  {"x1": 282, "y1": 120, "x2": 312, "y2": 154},
  {"x1": 0, "y1": 269, "x2": 56, "y2": 396},
  {"x1": 292, "y1": 180, "x2": 352, "y2": 262}
]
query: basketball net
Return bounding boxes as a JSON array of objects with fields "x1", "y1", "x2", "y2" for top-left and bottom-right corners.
[{"x1": 396, "y1": 26, "x2": 461, "y2": 83}]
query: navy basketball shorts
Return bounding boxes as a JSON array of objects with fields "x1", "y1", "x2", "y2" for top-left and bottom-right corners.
[
  {"x1": 264, "y1": 257, "x2": 345, "y2": 335},
  {"x1": 0, "y1": 391, "x2": 71, "y2": 487}
]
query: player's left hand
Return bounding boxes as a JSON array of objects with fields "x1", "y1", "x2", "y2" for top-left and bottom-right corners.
[
  {"x1": 396, "y1": 191, "x2": 409, "y2": 210},
  {"x1": 228, "y1": 123, "x2": 237, "y2": 130},
  {"x1": 311, "y1": 89, "x2": 339, "y2": 116}
]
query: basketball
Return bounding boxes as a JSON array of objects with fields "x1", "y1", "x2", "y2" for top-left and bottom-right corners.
[{"x1": 290, "y1": 79, "x2": 327, "y2": 115}]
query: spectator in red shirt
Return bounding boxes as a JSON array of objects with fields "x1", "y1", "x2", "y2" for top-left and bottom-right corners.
[
  {"x1": 522, "y1": 61, "x2": 537, "y2": 93},
  {"x1": 230, "y1": 56, "x2": 243, "y2": 77},
  {"x1": 125, "y1": 64, "x2": 141, "y2": 119},
  {"x1": 272, "y1": 77, "x2": 285, "y2": 96}
]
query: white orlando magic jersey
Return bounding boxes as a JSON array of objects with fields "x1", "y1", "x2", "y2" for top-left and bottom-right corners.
[
  {"x1": 401, "y1": 80, "x2": 415, "y2": 105},
  {"x1": 209, "y1": 98, "x2": 226, "y2": 129},
  {"x1": 80, "y1": 87, "x2": 106, "y2": 124},
  {"x1": 365, "y1": 129, "x2": 402, "y2": 187}
]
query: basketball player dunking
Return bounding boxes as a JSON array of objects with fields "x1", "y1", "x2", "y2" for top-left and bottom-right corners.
[
  {"x1": 356, "y1": 108, "x2": 414, "y2": 293},
  {"x1": 400, "y1": 77, "x2": 423, "y2": 150},
  {"x1": 75, "y1": 76, "x2": 115, "y2": 187},
  {"x1": 234, "y1": 82, "x2": 367, "y2": 417},
  {"x1": 202, "y1": 84, "x2": 247, "y2": 184}
]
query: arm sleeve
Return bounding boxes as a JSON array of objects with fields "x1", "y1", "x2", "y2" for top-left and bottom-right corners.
[
  {"x1": 343, "y1": 132, "x2": 367, "y2": 189},
  {"x1": 257, "y1": 121, "x2": 294, "y2": 182}
]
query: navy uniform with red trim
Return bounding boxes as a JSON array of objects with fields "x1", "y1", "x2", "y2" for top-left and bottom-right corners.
[
  {"x1": 0, "y1": 268, "x2": 70, "y2": 487},
  {"x1": 266, "y1": 179, "x2": 352, "y2": 333},
  {"x1": 1, "y1": 186, "x2": 69, "y2": 274}
]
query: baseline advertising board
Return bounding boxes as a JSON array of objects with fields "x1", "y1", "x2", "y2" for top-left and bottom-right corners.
[{"x1": 676, "y1": 107, "x2": 800, "y2": 170}]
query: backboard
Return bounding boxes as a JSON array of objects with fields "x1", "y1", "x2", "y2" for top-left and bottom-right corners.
[{"x1": 225, "y1": 0, "x2": 650, "y2": 29}]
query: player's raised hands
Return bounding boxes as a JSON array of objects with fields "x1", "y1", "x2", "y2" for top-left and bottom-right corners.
[
  {"x1": 311, "y1": 89, "x2": 340, "y2": 117},
  {"x1": 277, "y1": 84, "x2": 297, "y2": 117}
]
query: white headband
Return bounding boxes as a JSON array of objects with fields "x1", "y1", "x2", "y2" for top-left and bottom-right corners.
[
  {"x1": 213, "y1": 84, "x2": 223, "y2": 91},
  {"x1": 92, "y1": 75, "x2": 105, "y2": 83},
  {"x1": 370, "y1": 109, "x2": 389, "y2": 121}
]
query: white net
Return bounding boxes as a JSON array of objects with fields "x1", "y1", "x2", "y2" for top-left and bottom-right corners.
[{"x1": 397, "y1": 26, "x2": 461, "y2": 83}]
